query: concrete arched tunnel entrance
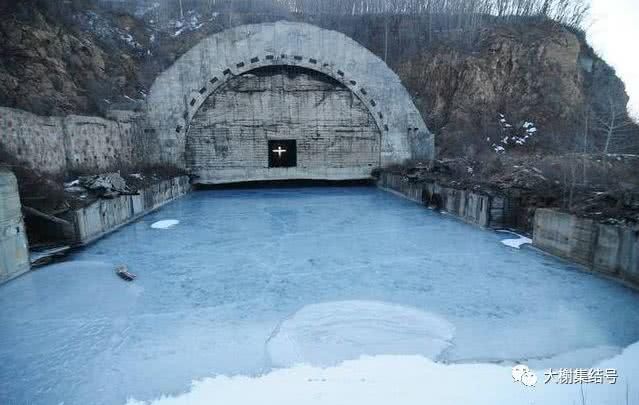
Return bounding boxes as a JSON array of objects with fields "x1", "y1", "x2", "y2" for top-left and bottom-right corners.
[
  {"x1": 185, "y1": 65, "x2": 383, "y2": 184},
  {"x1": 146, "y1": 21, "x2": 434, "y2": 184}
]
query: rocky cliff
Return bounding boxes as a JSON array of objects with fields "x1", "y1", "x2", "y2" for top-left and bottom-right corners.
[
  {"x1": 0, "y1": 2, "x2": 635, "y2": 155},
  {"x1": 397, "y1": 21, "x2": 634, "y2": 156},
  {"x1": 0, "y1": 3, "x2": 143, "y2": 115}
]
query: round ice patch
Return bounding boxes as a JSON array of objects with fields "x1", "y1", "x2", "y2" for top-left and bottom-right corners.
[{"x1": 266, "y1": 300, "x2": 455, "y2": 367}]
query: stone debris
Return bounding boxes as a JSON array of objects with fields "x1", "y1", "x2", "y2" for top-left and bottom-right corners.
[{"x1": 79, "y1": 172, "x2": 137, "y2": 198}]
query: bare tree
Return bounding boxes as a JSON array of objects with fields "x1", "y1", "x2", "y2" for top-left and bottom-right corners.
[{"x1": 596, "y1": 95, "x2": 635, "y2": 155}]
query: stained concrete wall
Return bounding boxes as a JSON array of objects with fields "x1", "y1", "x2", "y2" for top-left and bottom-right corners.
[
  {"x1": 70, "y1": 176, "x2": 190, "y2": 245},
  {"x1": 378, "y1": 173, "x2": 498, "y2": 228},
  {"x1": 0, "y1": 107, "x2": 160, "y2": 176},
  {"x1": 0, "y1": 170, "x2": 29, "y2": 283},
  {"x1": 187, "y1": 67, "x2": 380, "y2": 184},
  {"x1": 533, "y1": 209, "x2": 639, "y2": 284},
  {"x1": 71, "y1": 176, "x2": 191, "y2": 245},
  {"x1": 146, "y1": 21, "x2": 433, "y2": 171},
  {"x1": 380, "y1": 173, "x2": 639, "y2": 289}
]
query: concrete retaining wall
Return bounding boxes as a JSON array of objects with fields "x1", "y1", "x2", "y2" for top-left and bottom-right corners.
[
  {"x1": 70, "y1": 176, "x2": 190, "y2": 245},
  {"x1": 379, "y1": 172, "x2": 639, "y2": 289},
  {"x1": 378, "y1": 172, "x2": 500, "y2": 228},
  {"x1": 0, "y1": 170, "x2": 30, "y2": 283},
  {"x1": 0, "y1": 107, "x2": 161, "y2": 176},
  {"x1": 533, "y1": 208, "x2": 639, "y2": 284}
]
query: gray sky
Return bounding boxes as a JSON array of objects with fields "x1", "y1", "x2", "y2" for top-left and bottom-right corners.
[{"x1": 588, "y1": 0, "x2": 639, "y2": 118}]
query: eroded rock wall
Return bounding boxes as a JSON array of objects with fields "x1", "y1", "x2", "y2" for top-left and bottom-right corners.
[
  {"x1": 0, "y1": 107, "x2": 161, "y2": 176},
  {"x1": 396, "y1": 22, "x2": 635, "y2": 155}
]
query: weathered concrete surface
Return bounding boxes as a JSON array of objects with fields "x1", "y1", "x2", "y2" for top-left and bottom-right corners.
[
  {"x1": 533, "y1": 209, "x2": 597, "y2": 266},
  {"x1": 146, "y1": 21, "x2": 433, "y2": 173},
  {"x1": 0, "y1": 170, "x2": 29, "y2": 283},
  {"x1": 534, "y1": 209, "x2": 639, "y2": 284},
  {"x1": 187, "y1": 67, "x2": 380, "y2": 184},
  {"x1": 380, "y1": 175, "x2": 639, "y2": 288},
  {"x1": 378, "y1": 173, "x2": 496, "y2": 228},
  {"x1": 0, "y1": 107, "x2": 159, "y2": 176},
  {"x1": 70, "y1": 176, "x2": 190, "y2": 245}
]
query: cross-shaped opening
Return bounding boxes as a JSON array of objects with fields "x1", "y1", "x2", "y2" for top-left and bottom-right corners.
[{"x1": 268, "y1": 140, "x2": 297, "y2": 168}]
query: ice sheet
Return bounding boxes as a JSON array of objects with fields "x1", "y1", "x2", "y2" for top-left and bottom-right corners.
[{"x1": 1, "y1": 187, "x2": 639, "y2": 405}]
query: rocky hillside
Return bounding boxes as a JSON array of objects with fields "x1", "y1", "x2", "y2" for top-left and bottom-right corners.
[
  {"x1": 0, "y1": 1, "x2": 636, "y2": 155},
  {"x1": 397, "y1": 22, "x2": 635, "y2": 157},
  {"x1": 0, "y1": 4, "x2": 146, "y2": 115}
]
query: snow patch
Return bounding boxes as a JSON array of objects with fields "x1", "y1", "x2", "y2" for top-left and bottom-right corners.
[
  {"x1": 126, "y1": 341, "x2": 639, "y2": 405},
  {"x1": 151, "y1": 220, "x2": 180, "y2": 229},
  {"x1": 498, "y1": 231, "x2": 532, "y2": 249},
  {"x1": 266, "y1": 301, "x2": 454, "y2": 368}
]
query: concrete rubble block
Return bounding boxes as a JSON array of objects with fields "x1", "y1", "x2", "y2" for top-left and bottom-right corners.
[{"x1": 79, "y1": 172, "x2": 134, "y2": 197}]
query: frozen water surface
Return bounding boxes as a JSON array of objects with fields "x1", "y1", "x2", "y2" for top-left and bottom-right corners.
[{"x1": 1, "y1": 186, "x2": 639, "y2": 404}]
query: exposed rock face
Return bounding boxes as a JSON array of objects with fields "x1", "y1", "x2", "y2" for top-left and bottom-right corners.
[
  {"x1": 0, "y1": 5, "x2": 143, "y2": 116},
  {"x1": 396, "y1": 22, "x2": 630, "y2": 156},
  {"x1": 0, "y1": 9, "x2": 107, "y2": 115},
  {"x1": 0, "y1": 4, "x2": 634, "y2": 156}
]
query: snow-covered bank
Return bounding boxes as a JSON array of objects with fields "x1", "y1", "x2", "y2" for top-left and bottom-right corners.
[{"x1": 128, "y1": 341, "x2": 639, "y2": 405}]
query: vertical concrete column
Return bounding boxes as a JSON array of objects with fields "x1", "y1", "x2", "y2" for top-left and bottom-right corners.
[{"x1": 0, "y1": 169, "x2": 30, "y2": 283}]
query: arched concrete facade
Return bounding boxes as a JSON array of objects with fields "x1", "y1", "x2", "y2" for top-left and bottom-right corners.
[{"x1": 146, "y1": 21, "x2": 433, "y2": 181}]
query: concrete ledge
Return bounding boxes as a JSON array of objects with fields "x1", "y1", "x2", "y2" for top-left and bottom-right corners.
[
  {"x1": 70, "y1": 176, "x2": 191, "y2": 245},
  {"x1": 379, "y1": 172, "x2": 639, "y2": 290},
  {"x1": 193, "y1": 167, "x2": 375, "y2": 185},
  {"x1": 533, "y1": 208, "x2": 639, "y2": 285},
  {"x1": 377, "y1": 172, "x2": 498, "y2": 228}
]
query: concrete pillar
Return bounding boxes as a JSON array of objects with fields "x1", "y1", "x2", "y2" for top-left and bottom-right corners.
[{"x1": 0, "y1": 169, "x2": 30, "y2": 283}]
